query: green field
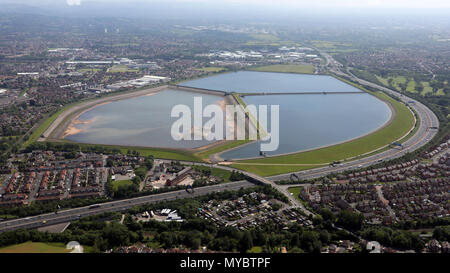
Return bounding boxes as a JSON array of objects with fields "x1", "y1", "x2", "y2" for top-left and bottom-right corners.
[
  {"x1": 0, "y1": 242, "x2": 72, "y2": 253},
  {"x1": 375, "y1": 75, "x2": 446, "y2": 96},
  {"x1": 196, "y1": 67, "x2": 226, "y2": 73},
  {"x1": 375, "y1": 75, "x2": 408, "y2": 92},
  {"x1": 244, "y1": 33, "x2": 303, "y2": 47},
  {"x1": 68, "y1": 142, "x2": 201, "y2": 162},
  {"x1": 231, "y1": 82, "x2": 416, "y2": 177},
  {"x1": 310, "y1": 40, "x2": 357, "y2": 54},
  {"x1": 191, "y1": 166, "x2": 233, "y2": 182},
  {"x1": 111, "y1": 179, "x2": 134, "y2": 191},
  {"x1": 311, "y1": 40, "x2": 353, "y2": 49},
  {"x1": 117, "y1": 146, "x2": 200, "y2": 161},
  {"x1": 406, "y1": 80, "x2": 417, "y2": 93},
  {"x1": 287, "y1": 187, "x2": 302, "y2": 202},
  {"x1": 420, "y1": 82, "x2": 433, "y2": 96},
  {"x1": 250, "y1": 33, "x2": 279, "y2": 42},
  {"x1": 248, "y1": 246, "x2": 263, "y2": 253},
  {"x1": 249, "y1": 64, "x2": 315, "y2": 74},
  {"x1": 108, "y1": 65, "x2": 138, "y2": 73}
]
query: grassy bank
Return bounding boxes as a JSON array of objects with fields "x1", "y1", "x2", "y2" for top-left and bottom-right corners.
[
  {"x1": 249, "y1": 64, "x2": 315, "y2": 74},
  {"x1": 0, "y1": 242, "x2": 72, "y2": 253},
  {"x1": 22, "y1": 104, "x2": 75, "y2": 148},
  {"x1": 195, "y1": 140, "x2": 250, "y2": 161},
  {"x1": 191, "y1": 165, "x2": 234, "y2": 182},
  {"x1": 111, "y1": 180, "x2": 134, "y2": 191},
  {"x1": 77, "y1": 142, "x2": 202, "y2": 162}
]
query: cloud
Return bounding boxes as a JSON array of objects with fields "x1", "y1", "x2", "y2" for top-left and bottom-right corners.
[{"x1": 67, "y1": 0, "x2": 82, "y2": 6}]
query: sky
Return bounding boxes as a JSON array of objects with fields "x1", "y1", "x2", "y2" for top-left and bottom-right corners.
[
  {"x1": 70, "y1": 0, "x2": 450, "y2": 9},
  {"x1": 2, "y1": 0, "x2": 449, "y2": 22},
  {"x1": 2, "y1": 0, "x2": 450, "y2": 9}
]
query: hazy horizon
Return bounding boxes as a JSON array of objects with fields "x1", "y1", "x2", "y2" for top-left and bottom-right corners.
[{"x1": 1, "y1": 0, "x2": 450, "y2": 17}]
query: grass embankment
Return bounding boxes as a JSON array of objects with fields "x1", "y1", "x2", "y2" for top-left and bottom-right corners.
[
  {"x1": 117, "y1": 146, "x2": 200, "y2": 162},
  {"x1": 231, "y1": 81, "x2": 416, "y2": 177},
  {"x1": 249, "y1": 64, "x2": 315, "y2": 74},
  {"x1": 0, "y1": 242, "x2": 72, "y2": 253},
  {"x1": 59, "y1": 142, "x2": 202, "y2": 162},
  {"x1": 22, "y1": 104, "x2": 75, "y2": 148},
  {"x1": 195, "y1": 140, "x2": 250, "y2": 161},
  {"x1": 191, "y1": 166, "x2": 234, "y2": 182}
]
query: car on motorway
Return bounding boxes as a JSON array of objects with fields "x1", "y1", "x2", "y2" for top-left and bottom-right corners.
[{"x1": 42, "y1": 220, "x2": 47, "y2": 224}]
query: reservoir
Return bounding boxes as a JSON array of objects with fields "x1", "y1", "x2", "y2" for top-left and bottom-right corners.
[
  {"x1": 65, "y1": 71, "x2": 392, "y2": 159},
  {"x1": 181, "y1": 71, "x2": 363, "y2": 93},
  {"x1": 65, "y1": 89, "x2": 226, "y2": 149},
  {"x1": 219, "y1": 93, "x2": 391, "y2": 160}
]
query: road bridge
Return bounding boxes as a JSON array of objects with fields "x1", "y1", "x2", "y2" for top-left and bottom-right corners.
[{"x1": 240, "y1": 91, "x2": 365, "y2": 96}]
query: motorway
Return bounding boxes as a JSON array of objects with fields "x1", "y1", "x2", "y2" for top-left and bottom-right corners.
[
  {"x1": 161, "y1": 160, "x2": 313, "y2": 215},
  {"x1": 0, "y1": 180, "x2": 255, "y2": 233}
]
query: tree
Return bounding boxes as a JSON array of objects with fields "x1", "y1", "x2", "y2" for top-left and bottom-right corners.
[
  {"x1": 319, "y1": 207, "x2": 335, "y2": 222},
  {"x1": 102, "y1": 222, "x2": 132, "y2": 249},
  {"x1": 290, "y1": 233, "x2": 300, "y2": 248},
  {"x1": 319, "y1": 230, "x2": 330, "y2": 244},
  {"x1": 313, "y1": 215, "x2": 323, "y2": 226},
  {"x1": 300, "y1": 231, "x2": 320, "y2": 253},
  {"x1": 433, "y1": 226, "x2": 450, "y2": 241},
  {"x1": 255, "y1": 230, "x2": 267, "y2": 246},
  {"x1": 93, "y1": 237, "x2": 108, "y2": 252},
  {"x1": 239, "y1": 231, "x2": 253, "y2": 253},
  {"x1": 336, "y1": 211, "x2": 364, "y2": 231},
  {"x1": 392, "y1": 233, "x2": 410, "y2": 250},
  {"x1": 160, "y1": 232, "x2": 176, "y2": 248}
]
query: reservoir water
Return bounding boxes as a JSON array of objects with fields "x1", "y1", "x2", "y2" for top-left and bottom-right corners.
[
  {"x1": 65, "y1": 89, "x2": 225, "y2": 149},
  {"x1": 65, "y1": 71, "x2": 392, "y2": 159},
  {"x1": 219, "y1": 93, "x2": 391, "y2": 159},
  {"x1": 181, "y1": 71, "x2": 362, "y2": 93}
]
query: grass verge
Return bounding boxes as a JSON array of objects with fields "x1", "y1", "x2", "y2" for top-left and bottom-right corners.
[
  {"x1": 0, "y1": 242, "x2": 72, "y2": 253},
  {"x1": 249, "y1": 64, "x2": 315, "y2": 74}
]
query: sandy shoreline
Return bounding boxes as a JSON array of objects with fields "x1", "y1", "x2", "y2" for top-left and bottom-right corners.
[{"x1": 63, "y1": 116, "x2": 99, "y2": 138}]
